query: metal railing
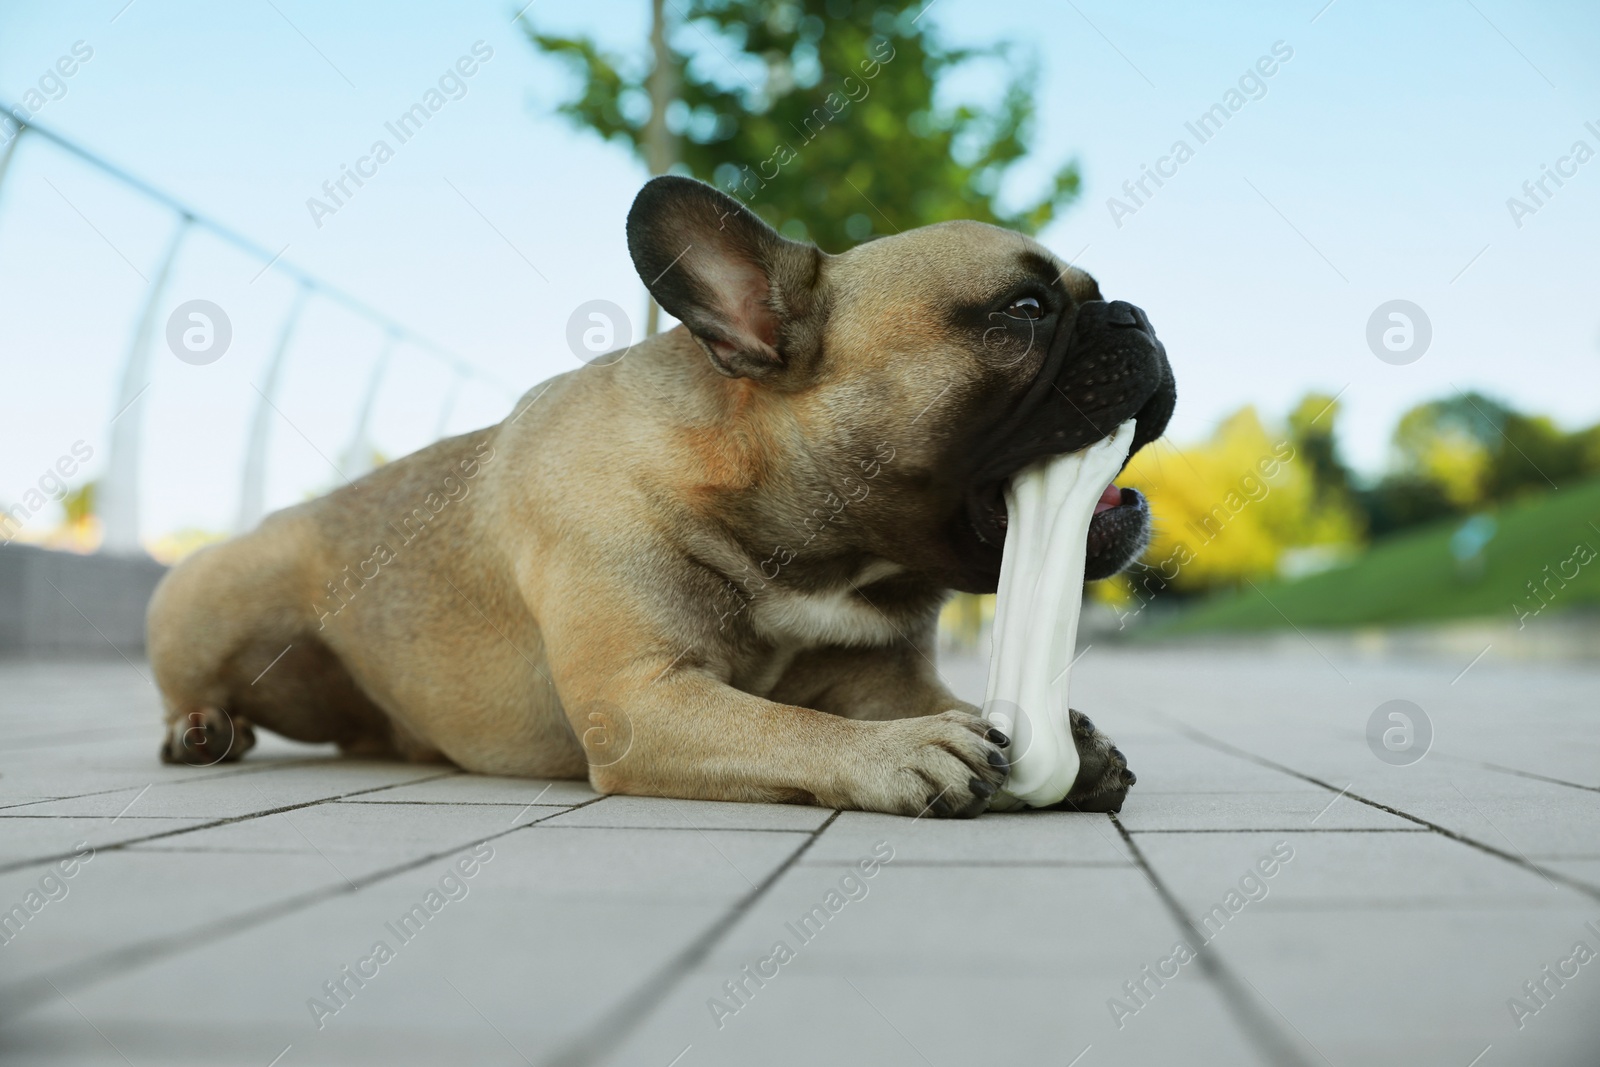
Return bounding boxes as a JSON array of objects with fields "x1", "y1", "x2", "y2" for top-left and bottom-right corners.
[{"x1": 0, "y1": 108, "x2": 518, "y2": 554}]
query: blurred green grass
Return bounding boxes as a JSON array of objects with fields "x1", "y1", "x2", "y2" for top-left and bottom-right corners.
[{"x1": 1145, "y1": 477, "x2": 1600, "y2": 635}]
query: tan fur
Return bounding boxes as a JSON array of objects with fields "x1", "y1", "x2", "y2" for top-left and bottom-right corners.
[{"x1": 147, "y1": 214, "x2": 1125, "y2": 817}]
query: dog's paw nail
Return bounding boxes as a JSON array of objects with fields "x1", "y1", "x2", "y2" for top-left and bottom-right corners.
[
  {"x1": 1110, "y1": 746, "x2": 1126, "y2": 762},
  {"x1": 986, "y1": 748, "x2": 1009, "y2": 771},
  {"x1": 970, "y1": 777, "x2": 996, "y2": 799},
  {"x1": 986, "y1": 728, "x2": 1010, "y2": 747}
]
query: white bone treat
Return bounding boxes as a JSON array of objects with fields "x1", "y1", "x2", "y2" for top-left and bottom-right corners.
[{"x1": 983, "y1": 419, "x2": 1137, "y2": 810}]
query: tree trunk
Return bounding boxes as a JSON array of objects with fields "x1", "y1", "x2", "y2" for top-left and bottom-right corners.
[{"x1": 643, "y1": 0, "x2": 678, "y2": 336}]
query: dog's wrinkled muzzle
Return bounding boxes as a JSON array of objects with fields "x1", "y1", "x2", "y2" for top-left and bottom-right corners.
[{"x1": 952, "y1": 299, "x2": 1176, "y2": 589}]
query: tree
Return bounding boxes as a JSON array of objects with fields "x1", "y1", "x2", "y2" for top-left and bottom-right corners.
[
  {"x1": 522, "y1": 1, "x2": 1081, "y2": 254},
  {"x1": 1359, "y1": 392, "x2": 1598, "y2": 535},
  {"x1": 1388, "y1": 392, "x2": 1508, "y2": 508},
  {"x1": 1288, "y1": 392, "x2": 1354, "y2": 507},
  {"x1": 1114, "y1": 406, "x2": 1338, "y2": 596},
  {"x1": 1483, "y1": 412, "x2": 1587, "y2": 500}
]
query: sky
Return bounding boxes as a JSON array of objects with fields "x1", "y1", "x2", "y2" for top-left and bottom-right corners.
[{"x1": 1, "y1": 0, "x2": 1597, "y2": 547}]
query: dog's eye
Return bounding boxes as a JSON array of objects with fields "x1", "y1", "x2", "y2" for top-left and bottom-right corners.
[{"x1": 1005, "y1": 296, "x2": 1043, "y2": 320}]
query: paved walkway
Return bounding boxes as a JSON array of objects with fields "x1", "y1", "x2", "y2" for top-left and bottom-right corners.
[{"x1": 0, "y1": 646, "x2": 1596, "y2": 1066}]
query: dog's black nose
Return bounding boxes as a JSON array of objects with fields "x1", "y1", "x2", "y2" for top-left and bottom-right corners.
[
  {"x1": 1061, "y1": 301, "x2": 1176, "y2": 461},
  {"x1": 1099, "y1": 300, "x2": 1143, "y2": 328}
]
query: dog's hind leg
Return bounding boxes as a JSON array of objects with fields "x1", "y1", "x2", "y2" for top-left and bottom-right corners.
[
  {"x1": 147, "y1": 535, "x2": 284, "y2": 766},
  {"x1": 147, "y1": 521, "x2": 424, "y2": 765},
  {"x1": 226, "y1": 636, "x2": 441, "y2": 762}
]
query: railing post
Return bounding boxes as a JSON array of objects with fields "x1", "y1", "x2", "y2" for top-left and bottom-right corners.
[
  {"x1": 100, "y1": 215, "x2": 190, "y2": 555},
  {"x1": 236, "y1": 285, "x2": 309, "y2": 533},
  {"x1": 434, "y1": 367, "x2": 466, "y2": 441},
  {"x1": 340, "y1": 331, "x2": 397, "y2": 479},
  {"x1": 0, "y1": 111, "x2": 518, "y2": 555}
]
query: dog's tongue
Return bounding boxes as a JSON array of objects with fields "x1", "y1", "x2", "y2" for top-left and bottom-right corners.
[{"x1": 1094, "y1": 483, "x2": 1121, "y2": 515}]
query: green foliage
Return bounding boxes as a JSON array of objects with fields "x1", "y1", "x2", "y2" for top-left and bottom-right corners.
[
  {"x1": 523, "y1": 0, "x2": 1080, "y2": 250},
  {"x1": 1113, "y1": 387, "x2": 1599, "y2": 613},
  {"x1": 1288, "y1": 391, "x2": 1356, "y2": 510},
  {"x1": 1484, "y1": 412, "x2": 1591, "y2": 500},
  {"x1": 1112, "y1": 397, "x2": 1359, "y2": 598},
  {"x1": 1145, "y1": 475, "x2": 1600, "y2": 634},
  {"x1": 62, "y1": 481, "x2": 96, "y2": 525},
  {"x1": 1358, "y1": 392, "x2": 1600, "y2": 538}
]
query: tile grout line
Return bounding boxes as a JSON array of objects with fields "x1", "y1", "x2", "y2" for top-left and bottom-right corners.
[
  {"x1": 0, "y1": 769, "x2": 465, "y2": 876},
  {"x1": 807, "y1": 859, "x2": 1134, "y2": 868},
  {"x1": 1166, "y1": 721, "x2": 1600, "y2": 905},
  {"x1": 332, "y1": 799, "x2": 579, "y2": 807},
  {"x1": 544, "y1": 809, "x2": 844, "y2": 1067},
  {"x1": 1456, "y1": 758, "x2": 1600, "y2": 795},
  {"x1": 0, "y1": 794, "x2": 609, "y2": 1023},
  {"x1": 1127, "y1": 827, "x2": 1428, "y2": 834},
  {"x1": 0, "y1": 756, "x2": 339, "y2": 815},
  {"x1": 1110, "y1": 816, "x2": 1321, "y2": 1067},
  {"x1": 499, "y1": 822, "x2": 825, "y2": 833}
]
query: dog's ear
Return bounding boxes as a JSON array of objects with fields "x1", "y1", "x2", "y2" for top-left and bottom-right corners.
[{"x1": 627, "y1": 176, "x2": 824, "y2": 381}]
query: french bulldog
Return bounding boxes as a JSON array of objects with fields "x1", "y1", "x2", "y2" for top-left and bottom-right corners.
[{"x1": 146, "y1": 175, "x2": 1174, "y2": 818}]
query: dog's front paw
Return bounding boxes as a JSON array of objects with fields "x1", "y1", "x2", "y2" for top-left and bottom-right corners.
[
  {"x1": 849, "y1": 710, "x2": 1010, "y2": 818},
  {"x1": 160, "y1": 708, "x2": 255, "y2": 766},
  {"x1": 1054, "y1": 709, "x2": 1135, "y2": 813}
]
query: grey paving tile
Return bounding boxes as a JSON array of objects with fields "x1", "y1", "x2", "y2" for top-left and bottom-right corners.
[
  {"x1": 483, "y1": 826, "x2": 809, "y2": 901},
  {"x1": 0, "y1": 796, "x2": 67, "y2": 809},
  {"x1": 0, "y1": 751, "x2": 317, "y2": 802},
  {"x1": 609, "y1": 968, "x2": 1273, "y2": 1067},
  {"x1": 1349, "y1": 776, "x2": 1600, "y2": 859},
  {"x1": 5, "y1": 762, "x2": 453, "y2": 818},
  {"x1": 540, "y1": 794, "x2": 833, "y2": 831},
  {"x1": 336, "y1": 774, "x2": 597, "y2": 806},
  {"x1": 694, "y1": 862, "x2": 1172, "y2": 974},
  {"x1": 3, "y1": 892, "x2": 732, "y2": 1067},
  {"x1": 1195, "y1": 906, "x2": 1600, "y2": 1067},
  {"x1": 0, "y1": 1019, "x2": 507, "y2": 1067},
  {"x1": 1117, "y1": 790, "x2": 1420, "y2": 831},
  {"x1": 0, "y1": 815, "x2": 213, "y2": 867},
  {"x1": 0, "y1": 851, "x2": 354, "y2": 986},
  {"x1": 4, "y1": 651, "x2": 1599, "y2": 1065},
  {"x1": 1168, "y1": 760, "x2": 1600, "y2": 862},
  {"x1": 0, "y1": 829, "x2": 799, "y2": 1066},
  {"x1": 609, "y1": 860, "x2": 1273, "y2": 1065},
  {"x1": 802, "y1": 808, "x2": 1134, "y2": 866},
  {"x1": 1547, "y1": 859, "x2": 1600, "y2": 884},
  {"x1": 123, "y1": 802, "x2": 550, "y2": 879},
  {"x1": 1110, "y1": 733, "x2": 1328, "y2": 795},
  {"x1": 1134, "y1": 831, "x2": 1580, "y2": 915}
]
